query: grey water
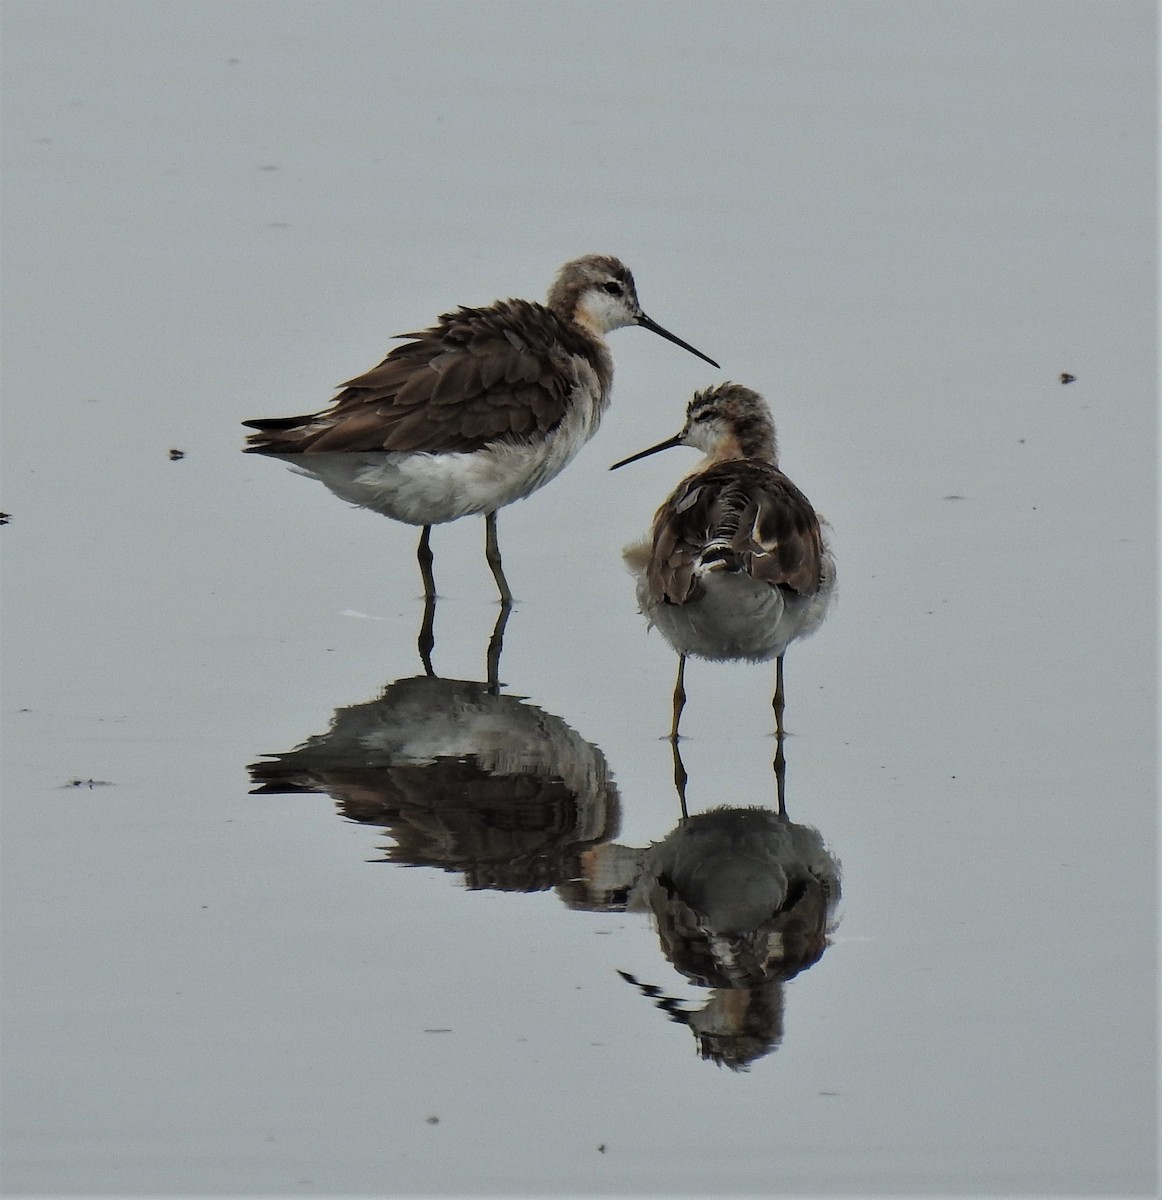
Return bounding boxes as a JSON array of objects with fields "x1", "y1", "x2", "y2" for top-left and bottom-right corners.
[{"x1": 1, "y1": 1, "x2": 1155, "y2": 1196}]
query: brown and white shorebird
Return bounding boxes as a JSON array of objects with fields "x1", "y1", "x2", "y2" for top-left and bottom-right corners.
[
  {"x1": 242, "y1": 255, "x2": 718, "y2": 602},
  {"x1": 611, "y1": 383, "x2": 835, "y2": 739}
]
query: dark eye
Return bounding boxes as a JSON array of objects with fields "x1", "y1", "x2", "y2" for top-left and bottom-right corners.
[
  {"x1": 601, "y1": 281, "x2": 622, "y2": 295},
  {"x1": 692, "y1": 410, "x2": 713, "y2": 423}
]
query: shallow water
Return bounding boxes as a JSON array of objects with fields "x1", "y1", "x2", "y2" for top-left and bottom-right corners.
[{"x1": 1, "y1": 2, "x2": 1156, "y2": 1196}]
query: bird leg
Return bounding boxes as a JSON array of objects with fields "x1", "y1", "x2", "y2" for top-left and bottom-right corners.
[
  {"x1": 416, "y1": 525, "x2": 436, "y2": 600},
  {"x1": 671, "y1": 736, "x2": 690, "y2": 821},
  {"x1": 486, "y1": 598, "x2": 512, "y2": 694},
  {"x1": 772, "y1": 653, "x2": 786, "y2": 738},
  {"x1": 484, "y1": 511, "x2": 513, "y2": 604},
  {"x1": 773, "y1": 730, "x2": 787, "y2": 819},
  {"x1": 670, "y1": 654, "x2": 687, "y2": 742},
  {"x1": 417, "y1": 592, "x2": 437, "y2": 678}
]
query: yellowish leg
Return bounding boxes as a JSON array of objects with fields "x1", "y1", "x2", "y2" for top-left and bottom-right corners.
[
  {"x1": 671, "y1": 736, "x2": 690, "y2": 821},
  {"x1": 670, "y1": 654, "x2": 687, "y2": 742},
  {"x1": 773, "y1": 731, "x2": 787, "y2": 819}
]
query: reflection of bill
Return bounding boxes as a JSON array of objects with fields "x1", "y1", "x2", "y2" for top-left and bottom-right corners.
[
  {"x1": 248, "y1": 674, "x2": 841, "y2": 1071},
  {"x1": 563, "y1": 741, "x2": 842, "y2": 1071},
  {"x1": 248, "y1": 675, "x2": 620, "y2": 893}
]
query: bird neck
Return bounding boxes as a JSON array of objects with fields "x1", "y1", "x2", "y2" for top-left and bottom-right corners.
[
  {"x1": 570, "y1": 302, "x2": 612, "y2": 340},
  {"x1": 730, "y1": 418, "x2": 778, "y2": 464},
  {"x1": 547, "y1": 279, "x2": 604, "y2": 333},
  {"x1": 705, "y1": 426, "x2": 778, "y2": 465}
]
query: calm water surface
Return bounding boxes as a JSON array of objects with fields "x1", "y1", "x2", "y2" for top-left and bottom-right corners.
[{"x1": 2, "y1": 2, "x2": 1155, "y2": 1196}]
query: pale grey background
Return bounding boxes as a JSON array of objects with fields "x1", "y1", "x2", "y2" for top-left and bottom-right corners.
[{"x1": 1, "y1": 1, "x2": 1156, "y2": 1196}]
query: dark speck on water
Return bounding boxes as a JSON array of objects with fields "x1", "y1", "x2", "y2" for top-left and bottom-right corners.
[
  {"x1": 1060, "y1": 373, "x2": 1076, "y2": 383},
  {"x1": 169, "y1": 449, "x2": 185, "y2": 461},
  {"x1": 63, "y1": 779, "x2": 114, "y2": 789},
  {"x1": 0, "y1": 513, "x2": 10, "y2": 525}
]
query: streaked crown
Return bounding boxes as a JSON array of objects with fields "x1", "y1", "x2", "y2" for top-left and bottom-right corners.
[{"x1": 679, "y1": 383, "x2": 778, "y2": 464}]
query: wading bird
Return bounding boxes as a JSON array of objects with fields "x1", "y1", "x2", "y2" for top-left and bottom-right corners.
[
  {"x1": 612, "y1": 383, "x2": 834, "y2": 739},
  {"x1": 243, "y1": 255, "x2": 718, "y2": 602}
]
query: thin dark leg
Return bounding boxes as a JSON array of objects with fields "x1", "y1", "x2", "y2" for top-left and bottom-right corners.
[
  {"x1": 670, "y1": 736, "x2": 690, "y2": 821},
  {"x1": 669, "y1": 654, "x2": 687, "y2": 742},
  {"x1": 484, "y1": 511, "x2": 513, "y2": 604},
  {"x1": 773, "y1": 731, "x2": 787, "y2": 819},
  {"x1": 417, "y1": 525, "x2": 436, "y2": 600},
  {"x1": 485, "y1": 599, "x2": 512, "y2": 694},
  {"x1": 417, "y1": 592, "x2": 436, "y2": 677},
  {"x1": 772, "y1": 653, "x2": 786, "y2": 738}
]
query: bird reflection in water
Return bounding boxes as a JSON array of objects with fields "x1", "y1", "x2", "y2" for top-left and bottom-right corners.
[
  {"x1": 564, "y1": 740, "x2": 841, "y2": 1071},
  {"x1": 248, "y1": 628, "x2": 620, "y2": 892},
  {"x1": 247, "y1": 611, "x2": 839, "y2": 1070}
]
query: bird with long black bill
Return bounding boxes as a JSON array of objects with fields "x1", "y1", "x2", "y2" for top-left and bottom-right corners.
[
  {"x1": 612, "y1": 382, "x2": 835, "y2": 739},
  {"x1": 243, "y1": 255, "x2": 718, "y2": 602}
]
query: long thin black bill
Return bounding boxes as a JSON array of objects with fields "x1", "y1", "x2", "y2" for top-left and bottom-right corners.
[
  {"x1": 636, "y1": 313, "x2": 719, "y2": 368},
  {"x1": 609, "y1": 433, "x2": 684, "y2": 471}
]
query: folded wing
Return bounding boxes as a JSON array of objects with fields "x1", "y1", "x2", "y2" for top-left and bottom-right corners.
[
  {"x1": 243, "y1": 299, "x2": 595, "y2": 455},
  {"x1": 648, "y1": 461, "x2": 824, "y2": 605}
]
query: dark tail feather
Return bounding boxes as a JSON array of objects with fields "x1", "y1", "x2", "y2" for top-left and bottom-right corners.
[
  {"x1": 242, "y1": 414, "x2": 314, "y2": 431},
  {"x1": 242, "y1": 413, "x2": 319, "y2": 454},
  {"x1": 247, "y1": 780, "x2": 320, "y2": 795}
]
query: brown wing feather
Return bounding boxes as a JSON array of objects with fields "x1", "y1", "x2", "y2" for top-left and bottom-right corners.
[
  {"x1": 648, "y1": 461, "x2": 823, "y2": 605},
  {"x1": 243, "y1": 299, "x2": 606, "y2": 455}
]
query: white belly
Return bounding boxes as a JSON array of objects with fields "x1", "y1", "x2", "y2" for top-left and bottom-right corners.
[
  {"x1": 279, "y1": 397, "x2": 602, "y2": 525},
  {"x1": 630, "y1": 549, "x2": 836, "y2": 663}
]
